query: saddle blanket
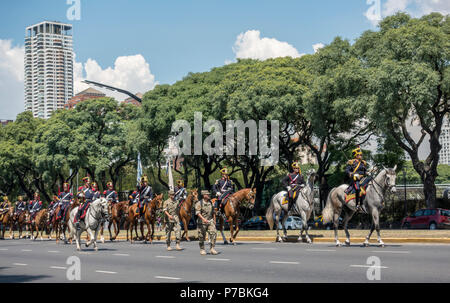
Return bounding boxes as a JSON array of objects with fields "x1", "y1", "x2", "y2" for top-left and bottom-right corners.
[{"x1": 345, "y1": 186, "x2": 367, "y2": 203}]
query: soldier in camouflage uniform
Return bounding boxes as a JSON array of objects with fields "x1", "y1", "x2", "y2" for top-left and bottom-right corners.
[
  {"x1": 163, "y1": 190, "x2": 182, "y2": 251},
  {"x1": 195, "y1": 190, "x2": 218, "y2": 256}
]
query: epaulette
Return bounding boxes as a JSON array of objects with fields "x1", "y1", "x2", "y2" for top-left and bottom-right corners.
[
  {"x1": 362, "y1": 160, "x2": 367, "y2": 165},
  {"x1": 347, "y1": 159, "x2": 355, "y2": 165}
]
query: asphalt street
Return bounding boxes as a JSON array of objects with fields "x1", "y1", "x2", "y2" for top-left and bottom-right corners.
[{"x1": 0, "y1": 238, "x2": 449, "y2": 283}]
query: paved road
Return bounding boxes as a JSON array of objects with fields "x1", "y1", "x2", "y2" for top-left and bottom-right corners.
[{"x1": 0, "y1": 238, "x2": 449, "y2": 283}]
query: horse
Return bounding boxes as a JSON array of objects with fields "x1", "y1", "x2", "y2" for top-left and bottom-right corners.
[
  {"x1": 68, "y1": 197, "x2": 110, "y2": 251},
  {"x1": 101, "y1": 201, "x2": 129, "y2": 242},
  {"x1": 125, "y1": 203, "x2": 141, "y2": 243},
  {"x1": 11, "y1": 209, "x2": 29, "y2": 239},
  {"x1": 217, "y1": 188, "x2": 256, "y2": 245},
  {"x1": 266, "y1": 169, "x2": 318, "y2": 243},
  {"x1": 53, "y1": 199, "x2": 79, "y2": 244},
  {"x1": 0, "y1": 205, "x2": 14, "y2": 240},
  {"x1": 139, "y1": 194, "x2": 163, "y2": 243},
  {"x1": 179, "y1": 189, "x2": 199, "y2": 241},
  {"x1": 322, "y1": 166, "x2": 397, "y2": 247},
  {"x1": 30, "y1": 209, "x2": 48, "y2": 241}
]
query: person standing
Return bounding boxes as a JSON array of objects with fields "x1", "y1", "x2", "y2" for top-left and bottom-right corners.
[
  {"x1": 195, "y1": 190, "x2": 218, "y2": 256},
  {"x1": 163, "y1": 190, "x2": 182, "y2": 251}
]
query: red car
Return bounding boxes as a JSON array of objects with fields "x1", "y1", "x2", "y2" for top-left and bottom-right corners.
[{"x1": 401, "y1": 208, "x2": 450, "y2": 230}]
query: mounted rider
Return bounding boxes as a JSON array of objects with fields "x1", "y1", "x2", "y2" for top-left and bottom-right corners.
[
  {"x1": 57, "y1": 183, "x2": 73, "y2": 221},
  {"x1": 212, "y1": 167, "x2": 235, "y2": 215},
  {"x1": 48, "y1": 195, "x2": 59, "y2": 225},
  {"x1": 103, "y1": 181, "x2": 119, "y2": 204},
  {"x1": 281, "y1": 162, "x2": 305, "y2": 211},
  {"x1": 74, "y1": 176, "x2": 95, "y2": 229},
  {"x1": 137, "y1": 175, "x2": 153, "y2": 222},
  {"x1": 128, "y1": 187, "x2": 139, "y2": 206},
  {"x1": 29, "y1": 192, "x2": 42, "y2": 223},
  {"x1": 91, "y1": 182, "x2": 101, "y2": 201},
  {"x1": 0, "y1": 196, "x2": 10, "y2": 220},
  {"x1": 345, "y1": 146, "x2": 370, "y2": 212},
  {"x1": 174, "y1": 180, "x2": 187, "y2": 205},
  {"x1": 14, "y1": 195, "x2": 27, "y2": 217}
]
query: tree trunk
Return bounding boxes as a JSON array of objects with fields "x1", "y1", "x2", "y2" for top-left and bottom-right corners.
[{"x1": 423, "y1": 173, "x2": 437, "y2": 209}]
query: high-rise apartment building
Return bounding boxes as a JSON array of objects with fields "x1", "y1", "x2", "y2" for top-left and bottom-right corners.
[{"x1": 25, "y1": 21, "x2": 73, "y2": 119}]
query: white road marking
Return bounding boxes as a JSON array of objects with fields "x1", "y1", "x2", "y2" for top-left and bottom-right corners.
[
  {"x1": 13, "y1": 263, "x2": 27, "y2": 266},
  {"x1": 113, "y1": 253, "x2": 130, "y2": 256},
  {"x1": 206, "y1": 258, "x2": 230, "y2": 261},
  {"x1": 156, "y1": 255, "x2": 175, "y2": 259},
  {"x1": 252, "y1": 247, "x2": 277, "y2": 250},
  {"x1": 350, "y1": 265, "x2": 389, "y2": 269},
  {"x1": 50, "y1": 266, "x2": 67, "y2": 270},
  {"x1": 48, "y1": 250, "x2": 60, "y2": 253},
  {"x1": 21, "y1": 249, "x2": 32, "y2": 252},
  {"x1": 306, "y1": 249, "x2": 336, "y2": 252},
  {"x1": 155, "y1": 276, "x2": 181, "y2": 280},
  {"x1": 0, "y1": 248, "x2": 8, "y2": 251},
  {"x1": 370, "y1": 250, "x2": 410, "y2": 254},
  {"x1": 95, "y1": 270, "x2": 117, "y2": 274},
  {"x1": 269, "y1": 261, "x2": 299, "y2": 265}
]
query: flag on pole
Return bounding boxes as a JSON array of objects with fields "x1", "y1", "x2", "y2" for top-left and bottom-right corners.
[{"x1": 137, "y1": 153, "x2": 143, "y2": 185}]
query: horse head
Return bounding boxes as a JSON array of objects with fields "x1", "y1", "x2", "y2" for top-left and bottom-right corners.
[
  {"x1": 189, "y1": 189, "x2": 199, "y2": 202},
  {"x1": 246, "y1": 188, "x2": 257, "y2": 209},
  {"x1": 382, "y1": 165, "x2": 397, "y2": 194},
  {"x1": 97, "y1": 198, "x2": 111, "y2": 220},
  {"x1": 153, "y1": 193, "x2": 164, "y2": 209}
]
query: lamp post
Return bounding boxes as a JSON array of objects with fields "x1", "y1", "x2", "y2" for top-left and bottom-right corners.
[{"x1": 403, "y1": 168, "x2": 407, "y2": 217}]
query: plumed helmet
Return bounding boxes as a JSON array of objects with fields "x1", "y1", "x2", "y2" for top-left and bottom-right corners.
[
  {"x1": 352, "y1": 146, "x2": 363, "y2": 158},
  {"x1": 220, "y1": 167, "x2": 228, "y2": 175},
  {"x1": 140, "y1": 175, "x2": 149, "y2": 183},
  {"x1": 177, "y1": 180, "x2": 184, "y2": 186},
  {"x1": 82, "y1": 176, "x2": 91, "y2": 183},
  {"x1": 107, "y1": 181, "x2": 113, "y2": 187}
]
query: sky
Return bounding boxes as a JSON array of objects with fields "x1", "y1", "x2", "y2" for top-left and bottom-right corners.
[{"x1": 0, "y1": 0, "x2": 449, "y2": 157}]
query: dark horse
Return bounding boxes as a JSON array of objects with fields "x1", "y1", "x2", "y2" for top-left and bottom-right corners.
[{"x1": 179, "y1": 189, "x2": 199, "y2": 241}]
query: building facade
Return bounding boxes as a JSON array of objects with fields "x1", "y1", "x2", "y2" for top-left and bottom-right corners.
[
  {"x1": 439, "y1": 116, "x2": 450, "y2": 165},
  {"x1": 25, "y1": 21, "x2": 73, "y2": 119},
  {"x1": 0, "y1": 120, "x2": 13, "y2": 127},
  {"x1": 64, "y1": 87, "x2": 106, "y2": 109}
]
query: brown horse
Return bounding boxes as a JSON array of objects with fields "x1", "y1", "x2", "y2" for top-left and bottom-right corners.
[
  {"x1": 0, "y1": 204, "x2": 13, "y2": 239},
  {"x1": 11, "y1": 210, "x2": 30, "y2": 239},
  {"x1": 54, "y1": 199, "x2": 79, "y2": 244},
  {"x1": 99, "y1": 201, "x2": 129, "y2": 242},
  {"x1": 179, "y1": 189, "x2": 199, "y2": 241},
  {"x1": 217, "y1": 188, "x2": 256, "y2": 245},
  {"x1": 30, "y1": 209, "x2": 48, "y2": 240},
  {"x1": 126, "y1": 204, "x2": 141, "y2": 243},
  {"x1": 139, "y1": 194, "x2": 163, "y2": 243}
]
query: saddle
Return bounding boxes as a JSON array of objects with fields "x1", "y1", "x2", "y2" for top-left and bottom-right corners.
[
  {"x1": 345, "y1": 185, "x2": 367, "y2": 203},
  {"x1": 220, "y1": 192, "x2": 232, "y2": 208},
  {"x1": 282, "y1": 185, "x2": 301, "y2": 205}
]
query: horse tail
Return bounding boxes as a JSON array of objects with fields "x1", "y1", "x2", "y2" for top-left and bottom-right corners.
[
  {"x1": 322, "y1": 189, "x2": 335, "y2": 224},
  {"x1": 265, "y1": 194, "x2": 276, "y2": 230}
]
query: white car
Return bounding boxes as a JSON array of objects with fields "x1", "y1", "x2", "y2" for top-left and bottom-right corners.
[{"x1": 278, "y1": 216, "x2": 303, "y2": 230}]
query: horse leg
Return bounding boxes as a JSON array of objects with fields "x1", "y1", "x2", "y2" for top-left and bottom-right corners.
[
  {"x1": 219, "y1": 216, "x2": 228, "y2": 245},
  {"x1": 299, "y1": 211, "x2": 311, "y2": 244},
  {"x1": 108, "y1": 220, "x2": 113, "y2": 241},
  {"x1": 129, "y1": 221, "x2": 134, "y2": 244},
  {"x1": 100, "y1": 224, "x2": 105, "y2": 244},
  {"x1": 140, "y1": 221, "x2": 145, "y2": 242},
  {"x1": 232, "y1": 216, "x2": 240, "y2": 243},
  {"x1": 91, "y1": 228, "x2": 99, "y2": 251},
  {"x1": 280, "y1": 214, "x2": 288, "y2": 242},
  {"x1": 333, "y1": 212, "x2": 341, "y2": 247},
  {"x1": 228, "y1": 216, "x2": 235, "y2": 245},
  {"x1": 274, "y1": 209, "x2": 283, "y2": 242},
  {"x1": 342, "y1": 209, "x2": 354, "y2": 246}
]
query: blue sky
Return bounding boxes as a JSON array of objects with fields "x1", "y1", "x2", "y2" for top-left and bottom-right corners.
[{"x1": 0, "y1": 0, "x2": 375, "y2": 86}]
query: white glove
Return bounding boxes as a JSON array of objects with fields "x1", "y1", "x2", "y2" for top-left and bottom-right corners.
[
  {"x1": 216, "y1": 192, "x2": 220, "y2": 197},
  {"x1": 287, "y1": 186, "x2": 291, "y2": 191},
  {"x1": 353, "y1": 174, "x2": 360, "y2": 180}
]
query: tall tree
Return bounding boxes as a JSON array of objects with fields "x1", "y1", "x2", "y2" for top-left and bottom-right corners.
[{"x1": 354, "y1": 12, "x2": 450, "y2": 208}]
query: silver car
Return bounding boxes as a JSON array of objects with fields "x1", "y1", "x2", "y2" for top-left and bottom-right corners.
[{"x1": 278, "y1": 216, "x2": 303, "y2": 230}]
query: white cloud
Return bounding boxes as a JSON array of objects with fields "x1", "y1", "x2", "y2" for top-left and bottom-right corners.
[
  {"x1": 232, "y1": 30, "x2": 304, "y2": 60},
  {"x1": 312, "y1": 43, "x2": 325, "y2": 53},
  {"x1": 74, "y1": 54, "x2": 157, "y2": 101},
  {"x1": 365, "y1": 0, "x2": 450, "y2": 26},
  {"x1": 0, "y1": 39, "x2": 24, "y2": 120}
]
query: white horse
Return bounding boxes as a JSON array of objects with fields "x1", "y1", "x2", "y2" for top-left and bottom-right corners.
[
  {"x1": 266, "y1": 169, "x2": 317, "y2": 243},
  {"x1": 322, "y1": 166, "x2": 397, "y2": 247},
  {"x1": 68, "y1": 198, "x2": 110, "y2": 251}
]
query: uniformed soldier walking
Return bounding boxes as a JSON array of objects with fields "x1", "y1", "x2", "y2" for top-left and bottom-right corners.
[
  {"x1": 195, "y1": 190, "x2": 218, "y2": 256},
  {"x1": 163, "y1": 190, "x2": 182, "y2": 251}
]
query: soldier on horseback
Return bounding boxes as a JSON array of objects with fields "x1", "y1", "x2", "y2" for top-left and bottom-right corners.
[
  {"x1": 345, "y1": 146, "x2": 370, "y2": 213},
  {"x1": 74, "y1": 176, "x2": 95, "y2": 230},
  {"x1": 14, "y1": 195, "x2": 27, "y2": 217},
  {"x1": 137, "y1": 175, "x2": 153, "y2": 222},
  {"x1": 0, "y1": 196, "x2": 10, "y2": 220},
  {"x1": 29, "y1": 192, "x2": 42, "y2": 223},
  {"x1": 57, "y1": 183, "x2": 73, "y2": 221},
  {"x1": 129, "y1": 187, "x2": 138, "y2": 206},
  {"x1": 174, "y1": 180, "x2": 187, "y2": 204},
  {"x1": 281, "y1": 162, "x2": 305, "y2": 211},
  {"x1": 212, "y1": 168, "x2": 235, "y2": 215},
  {"x1": 103, "y1": 181, "x2": 119, "y2": 204}
]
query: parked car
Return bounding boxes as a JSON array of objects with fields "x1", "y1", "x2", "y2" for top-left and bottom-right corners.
[
  {"x1": 312, "y1": 215, "x2": 347, "y2": 230},
  {"x1": 242, "y1": 216, "x2": 269, "y2": 230},
  {"x1": 277, "y1": 216, "x2": 303, "y2": 230},
  {"x1": 401, "y1": 208, "x2": 450, "y2": 230}
]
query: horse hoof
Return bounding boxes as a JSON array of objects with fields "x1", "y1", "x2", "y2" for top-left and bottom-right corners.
[
  {"x1": 223, "y1": 241, "x2": 228, "y2": 245},
  {"x1": 345, "y1": 240, "x2": 351, "y2": 246},
  {"x1": 336, "y1": 241, "x2": 341, "y2": 247}
]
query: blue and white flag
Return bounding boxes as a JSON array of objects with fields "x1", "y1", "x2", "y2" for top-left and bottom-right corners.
[{"x1": 137, "y1": 153, "x2": 143, "y2": 185}]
